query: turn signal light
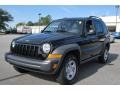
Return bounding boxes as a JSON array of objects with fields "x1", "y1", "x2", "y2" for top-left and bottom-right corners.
[{"x1": 48, "y1": 54, "x2": 62, "y2": 59}]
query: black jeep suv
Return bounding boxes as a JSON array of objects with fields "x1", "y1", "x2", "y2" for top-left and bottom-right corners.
[{"x1": 5, "y1": 16, "x2": 110, "y2": 84}]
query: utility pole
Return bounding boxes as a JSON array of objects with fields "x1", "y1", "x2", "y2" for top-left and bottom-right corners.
[
  {"x1": 115, "y1": 5, "x2": 119, "y2": 32},
  {"x1": 38, "y1": 13, "x2": 41, "y2": 33}
]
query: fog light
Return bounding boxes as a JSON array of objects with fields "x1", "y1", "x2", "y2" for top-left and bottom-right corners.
[
  {"x1": 48, "y1": 54, "x2": 62, "y2": 59},
  {"x1": 52, "y1": 64, "x2": 58, "y2": 69}
]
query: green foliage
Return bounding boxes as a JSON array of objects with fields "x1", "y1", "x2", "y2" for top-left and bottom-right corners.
[
  {"x1": 39, "y1": 15, "x2": 52, "y2": 25},
  {"x1": 16, "y1": 22, "x2": 26, "y2": 27},
  {"x1": 16, "y1": 15, "x2": 52, "y2": 27},
  {"x1": 26, "y1": 21, "x2": 34, "y2": 26},
  {"x1": 0, "y1": 8, "x2": 13, "y2": 30}
]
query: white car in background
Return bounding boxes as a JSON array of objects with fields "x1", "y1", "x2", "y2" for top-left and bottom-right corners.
[{"x1": 110, "y1": 33, "x2": 115, "y2": 43}]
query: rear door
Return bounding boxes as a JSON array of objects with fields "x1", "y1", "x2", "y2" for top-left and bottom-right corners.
[{"x1": 92, "y1": 19, "x2": 105, "y2": 54}]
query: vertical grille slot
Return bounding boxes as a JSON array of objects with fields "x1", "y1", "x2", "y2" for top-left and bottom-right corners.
[{"x1": 12, "y1": 43, "x2": 43, "y2": 59}]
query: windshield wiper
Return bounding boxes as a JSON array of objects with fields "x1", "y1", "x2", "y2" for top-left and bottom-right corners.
[{"x1": 43, "y1": 31, "x2": 52, "y2": 33}]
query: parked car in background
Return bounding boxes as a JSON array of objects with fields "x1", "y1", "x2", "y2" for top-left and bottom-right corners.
[
  {"x1": 109, "y1": 32, "x2": 115, "y2": 43},
  {"x1": 111, "y1": 32, "x2": 120, "y2": 39}
]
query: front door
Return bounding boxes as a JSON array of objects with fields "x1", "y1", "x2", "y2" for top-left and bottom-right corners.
[{"x1": 80, "y1": 19, "x2": 99, "y2": 61}]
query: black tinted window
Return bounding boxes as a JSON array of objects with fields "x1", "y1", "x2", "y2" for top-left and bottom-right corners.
[
  {"x1": 101, "y1": 21, "x2": 108, "y2": 34},
  {"x1": 94, "y1": 20, "x2": 103, "y2": 34}
]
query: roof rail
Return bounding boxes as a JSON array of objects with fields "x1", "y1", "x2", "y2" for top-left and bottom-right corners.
[{"x1": 89, "y1": 16, "x2": 102, "y2": 20}]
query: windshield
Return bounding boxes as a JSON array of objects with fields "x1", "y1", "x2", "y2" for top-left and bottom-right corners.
[{"x1": 43, "y1": 20, "x2": 83, "y2": 34}]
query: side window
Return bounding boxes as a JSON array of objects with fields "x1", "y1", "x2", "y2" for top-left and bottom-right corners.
[
  {"x1": 94, "y1": 20, "x2": 104, "y2": 34},
  {"x1": 86, "y1": 20, "x2": 95, "y2": 35},
  {"x1": 102, "y1": 21, "x2": 108, "y2": 34}
]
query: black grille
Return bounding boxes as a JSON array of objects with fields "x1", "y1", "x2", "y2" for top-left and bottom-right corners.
[{"x1": 11, "y1": 43, "x2": 44, "y2": 60}]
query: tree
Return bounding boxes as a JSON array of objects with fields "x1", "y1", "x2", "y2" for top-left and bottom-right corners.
[
  {"x1": 26, "y1": 21, "x2": 34, "y2": 26},
  {"x1": 34, "y1": 22, "x2": 38, "y2": 26},
  {"x1": 16, "y1": 15, "x2": 52, "y2": 27},
  {"x1": 16, "y1": 22, "x2": 26, "y2": 27},
  {"x1": 0, "y1": 8, "x2": 13, "y2": 31},
  {"x1": 39, "y1": 15, "x2": 52, "y2": 25}
]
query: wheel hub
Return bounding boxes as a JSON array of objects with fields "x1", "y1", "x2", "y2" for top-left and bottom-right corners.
[
  {"x1": 65, "y1": 60, "x2": 77, "y2": 80},
  {"x1": 104, "y1": 49, "x2": 108, "y2": 61}
]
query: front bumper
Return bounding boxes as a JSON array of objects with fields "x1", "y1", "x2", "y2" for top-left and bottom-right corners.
[{"x1": 5, "y1": 52, "x2": 60, "y2": 74}]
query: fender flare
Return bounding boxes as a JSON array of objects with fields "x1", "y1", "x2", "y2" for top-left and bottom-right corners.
[
  {"x1": 51, "y1": 44, "x2": 81, "y2": 74},
  {"x1": 52, "y1": 44, "x2": 81, "y2": 56}
]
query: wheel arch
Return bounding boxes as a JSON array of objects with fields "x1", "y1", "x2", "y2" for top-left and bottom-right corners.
[
  {"x1": 105, "y1": 43, "x2": 110, "y2": 50},
  {"x1": 63, "y1": 50, "x2": 81, "y2": 63},
  {"x1": 52, "y1": 44, "x2": 81, "y2": 74}
]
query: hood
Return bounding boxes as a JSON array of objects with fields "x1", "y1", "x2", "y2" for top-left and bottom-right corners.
[{"x1": 16, "y1": 32, "x2": 75, "y2": 44}]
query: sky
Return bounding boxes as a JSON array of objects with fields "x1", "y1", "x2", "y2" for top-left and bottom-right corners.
[{"x1": 0, "y1": 5, "x2": 119, "y2": 27}]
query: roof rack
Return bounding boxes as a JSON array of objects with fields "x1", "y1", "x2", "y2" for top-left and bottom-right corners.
[{"x1": 89, "y1": 16, "x2": 102, "y2": 20}]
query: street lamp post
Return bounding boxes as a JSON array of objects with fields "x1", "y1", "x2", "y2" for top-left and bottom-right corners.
[
  {"x1": 115, "y1": 5, "x2": 119, "y2": 32},
  {"x1": 38, "y1": 13, "x2": 41, "y2": 32}
]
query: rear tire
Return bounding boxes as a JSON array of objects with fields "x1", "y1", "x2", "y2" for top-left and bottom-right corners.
[
  {"x1": 99, "y1": 47, "x2": 109, "y2": 63},
  {"x1": 14, "y1": 66, "x2": 28, "y2": 73},
  {"x1": 56, "y1": 54, "x2": 79, "y2": 85}
]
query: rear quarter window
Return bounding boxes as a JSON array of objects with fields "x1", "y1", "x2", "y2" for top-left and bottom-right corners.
[
  {"x1": 93, "y1": 20, "x2": 103, "y2": 34},
  {"x1": 101, "y1": 21, "x2": 108, "y2": 34},
  {"x1": 94, "y1": 19, "x2": 108, "y2": 34}
]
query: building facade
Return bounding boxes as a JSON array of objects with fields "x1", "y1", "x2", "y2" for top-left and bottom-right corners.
[{"x1": 100, "y1": 16, "x2": 120, "y2": 32}]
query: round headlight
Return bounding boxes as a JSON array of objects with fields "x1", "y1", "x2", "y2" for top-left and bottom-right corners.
[
  {"x1": 42, "y1": 43, "x2": 51, "y2": 53},
  {"x1": 11, "y1": 41, "x2": 15, "y2": 48}
]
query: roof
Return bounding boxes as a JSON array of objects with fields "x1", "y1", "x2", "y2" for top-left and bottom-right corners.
[
  {"x1": 54, "y1": 17, "x2": 85, "y2": 21},
  {"x1": 54, "y1": 16, "x2": 102, "y2": 21}
]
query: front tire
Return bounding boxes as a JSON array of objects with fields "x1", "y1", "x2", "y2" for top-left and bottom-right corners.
[{"x1": 56, "y1": 54, "x2": 79, "y2": 85}]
